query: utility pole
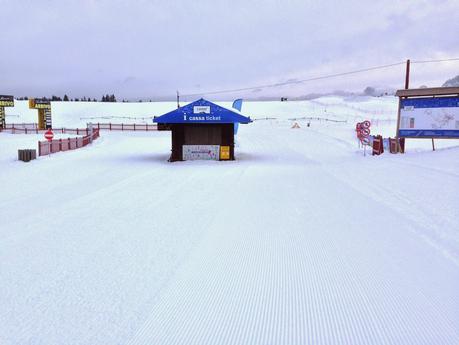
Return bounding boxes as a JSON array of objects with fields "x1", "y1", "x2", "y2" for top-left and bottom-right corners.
[
  {"x1": 404, "y1": 59, "x2": 410, "y2": 90},
  {"x1": 396, "y1": 59, "x2": 411, "y2": 153},
  {"x1": 176, "y1": 90, "x2": 180, "y2": 108}
]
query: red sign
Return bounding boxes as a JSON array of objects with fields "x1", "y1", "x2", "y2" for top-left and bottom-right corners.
[
  {"x1": 44, "y1": 129, "x2": 54, "y2": 141},
  {"x1": 356, "y1": 120, "x2": 371, "y2": 144}
]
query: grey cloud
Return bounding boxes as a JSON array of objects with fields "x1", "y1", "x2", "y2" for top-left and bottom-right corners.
[{"x1": 1, "y1": 0, "x2": 458, "y2": 100}]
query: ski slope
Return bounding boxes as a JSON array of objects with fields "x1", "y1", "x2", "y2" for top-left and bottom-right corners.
[{"x1": 1, "y1": 97, "x2": 458, "y2": 345}]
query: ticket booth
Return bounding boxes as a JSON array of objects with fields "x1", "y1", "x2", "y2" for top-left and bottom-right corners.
[{"x1": 154, "y1": 98, "x2": 252, "y2": 162}]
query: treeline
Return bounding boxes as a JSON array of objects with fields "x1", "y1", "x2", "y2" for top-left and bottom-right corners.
[{"x1": 15, "y1": 94, "x2": 122, "y2": 102}]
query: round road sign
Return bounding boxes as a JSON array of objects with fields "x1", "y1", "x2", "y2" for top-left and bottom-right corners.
[{"x1": 44, "y1": 129, "x2": 54, "y2": 141}]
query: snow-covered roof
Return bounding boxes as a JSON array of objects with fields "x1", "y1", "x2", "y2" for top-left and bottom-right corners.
[{"x1": 153, "y1": 98, "x2": 252, "y2": 124}]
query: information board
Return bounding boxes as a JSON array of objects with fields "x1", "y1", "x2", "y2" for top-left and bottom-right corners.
[
  {"x1": 182, "y1": 145, "x2": 220, "y2": 160},
  {"x1": 399, "y1": 96, "x2": 459, "y2": 138}
]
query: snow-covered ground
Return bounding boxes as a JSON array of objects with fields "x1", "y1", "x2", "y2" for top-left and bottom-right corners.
[{"x1": 1, "y1": 97, "x2": 458, "y2": 344}]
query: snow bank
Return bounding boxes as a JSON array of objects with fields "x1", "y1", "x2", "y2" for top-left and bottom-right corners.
[{"x1": 1, "y1": 96, "x2": 458, "y2": 345}]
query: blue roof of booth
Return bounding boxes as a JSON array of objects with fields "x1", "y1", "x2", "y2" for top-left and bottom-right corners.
[{"x1": 153, "y1": 98, "x2": 252, "y2": 124}]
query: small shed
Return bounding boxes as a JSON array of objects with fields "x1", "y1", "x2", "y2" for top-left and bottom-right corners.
[{"x1": 154, "y1": 98, "x2": 252, "y2": 162}]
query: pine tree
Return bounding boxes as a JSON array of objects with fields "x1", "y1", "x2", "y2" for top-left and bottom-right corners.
[{"x1": 63, "y1": 94, "x2": 69, "y2": 101}]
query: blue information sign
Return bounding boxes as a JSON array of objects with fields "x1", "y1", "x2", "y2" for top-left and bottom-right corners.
[{"x1": 399, "y1": 96, "x2": 459, "y2": 138}]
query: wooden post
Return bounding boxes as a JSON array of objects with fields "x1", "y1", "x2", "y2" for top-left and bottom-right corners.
[
  {"x1": 432, "y1": 138, "x2": 435, "y2": 151},
  {"x1": 395, "y1": 97, "x2": 403, "y2": 153},
  {"x1": 176, "y1": 90, "x2": 180, "y2": 108},
  {"x1": 404, "y1": 59, "x2": 410, "y2": 90},
  {"x1": 395, "y1": 59, "x2": 411, "y2": 154}
]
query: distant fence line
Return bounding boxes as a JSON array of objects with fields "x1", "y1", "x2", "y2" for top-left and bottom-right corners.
[
  {"x1": 38, "y1": 129, "x2": 100, "y2": 156},
  {"x1": 1, "y1": 122, "x2": 158, "y2": 132},
  {"x1": 93, "y1": 123, "x2": 158, "y2": 131},
  {"x1": 288, "y1": 116, "x2": 347, "y2": 123},
  {"x1": 81, "y1": 116, "x2": 154, "y2": 121},
  {"x1": 252, "y1": 117, "x2": 278, "y2": 121},
  {"x1": 252, "y1": 116, "x2": 347, "y2": 123},
  {"x1": 308, "y1": 100, "x2": 396, "y2": 115},
  {"x1": 2, "y1": 123, "x2": 38, "y2": 130},
  {"x1": 2, "y1": 126, "x2": 92, "y2": 135}
]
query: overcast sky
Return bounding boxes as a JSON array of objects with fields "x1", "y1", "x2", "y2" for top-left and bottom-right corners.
[{"x1": 1, "y1": 0, "x2": 458, "y2": 100}]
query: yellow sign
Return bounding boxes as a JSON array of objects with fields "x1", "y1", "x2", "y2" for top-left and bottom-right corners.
[
  {"x1": 0, "y1": 100, "x2": 14, "y2": 107},
  {"x1": 0, "y1": 95, "x2": 14, "y2": 107},
  {"x1": 220, "y1": 146, "x2": 230, "y2": 160},
  {"x1": 29, "y1": 98, "x2": 51, "y2": 109}
]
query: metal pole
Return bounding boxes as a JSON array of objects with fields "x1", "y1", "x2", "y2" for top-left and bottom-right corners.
[{"x1": 432, "y1": 138, "x2": 435, "y2": 151}]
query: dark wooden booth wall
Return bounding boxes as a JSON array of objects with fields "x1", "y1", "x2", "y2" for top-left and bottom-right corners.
[{"x1": 170, "y1": 123, "x2": 235, "y2": 161}]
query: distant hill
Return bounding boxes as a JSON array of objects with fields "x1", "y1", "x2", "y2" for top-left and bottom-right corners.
[{"x1": 442, "y1": 75, "x2": 459, "y2": 87}]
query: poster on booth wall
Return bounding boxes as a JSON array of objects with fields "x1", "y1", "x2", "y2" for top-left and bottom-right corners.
[
  {"x1": 182, "y1": 145, "x2": 220, "y2": 160},
  {"x1": 399, "y1": 96, "x2": 459, "y2": 138}
]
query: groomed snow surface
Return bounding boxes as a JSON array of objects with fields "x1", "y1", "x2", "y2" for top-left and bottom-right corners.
[{"x1": 1, "y1": 97, "x2": 458, "y2": 345}]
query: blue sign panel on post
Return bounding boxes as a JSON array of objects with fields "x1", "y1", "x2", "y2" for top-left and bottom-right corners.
[{"x1": 398, "y1": 96, "x2": 459, "y2": 138}]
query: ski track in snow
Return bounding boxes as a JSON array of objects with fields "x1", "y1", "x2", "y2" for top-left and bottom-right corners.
[
  {"x1": 1, "y1": 99, "x2": 459, "y2": 345},
  {"x1": 125, "y1": 126, "x2": 459, "y2": 345}
]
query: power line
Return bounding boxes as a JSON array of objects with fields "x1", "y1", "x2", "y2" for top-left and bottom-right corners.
[
  {"x1": 412, "y1": 57, "x2": 459, "y2": 64},
  {"x1": 181, "y1": 57, "x2": 459, "y2": 98}
]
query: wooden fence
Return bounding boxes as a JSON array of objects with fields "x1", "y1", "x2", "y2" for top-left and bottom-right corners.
[
  {"x1": 2, "y1": 123, "x2": 157, "y2": 133},
  {"x1": 2, "y1": 123, "x2": 38, "y2": 131},
  {"x1": 2, "y1": 126, "x2": 92, "y2": 135},
  {"x1": 38, "y1": 129, "x2": 100, "y2": 156},
  {"x1": 92, "y1": 123, "x2": 157, "y2": 131}
]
